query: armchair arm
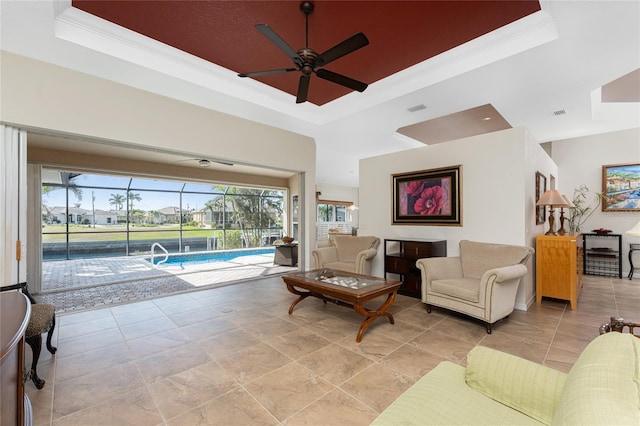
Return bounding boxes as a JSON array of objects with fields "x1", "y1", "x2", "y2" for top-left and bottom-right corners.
[
  {"x1": 354, "y1": 248, "x2": 378, "y2": 274},
  {"x1": 481, "y1": 264, "x2": 529, "y2": 284},
  {"x1": 465, "y1": 345, "x2": 566, "y2": 425},
  {"x1": 479, "y1": 264, "x2": 529, "y2": 321},
  {"x1": 312, "y1": 246, "x2": 339, "y2": 268}
]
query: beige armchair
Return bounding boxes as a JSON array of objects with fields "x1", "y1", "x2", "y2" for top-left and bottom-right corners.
[
  {"x1": 312, "y1": 235, "x2": 380, "y2": 275},
  {"x1": 417, "y1": 240, "x2": 534, "y2": 334}
]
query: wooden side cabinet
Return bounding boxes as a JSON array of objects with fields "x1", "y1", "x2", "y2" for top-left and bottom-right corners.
[
  {"x1": 536, "y1": 234, "x2": 583, "y2": 310},
  {"x1": 384, "y1": 239, "x2": 446, "y2": 298},
  {"x1": 1, "y1": 291, "x2": 32, "y2": 426}
]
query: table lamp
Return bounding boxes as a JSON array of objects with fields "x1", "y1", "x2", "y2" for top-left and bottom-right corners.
[
  {"x1": 559, "y1": 195, "x2": 576, "y2": 236},
  {"x1": 626, "y1": 219, "x2": 640, "y2": 237},
  {"x1": 536, "y1": 189, "x2": 570, "y2": 236}
]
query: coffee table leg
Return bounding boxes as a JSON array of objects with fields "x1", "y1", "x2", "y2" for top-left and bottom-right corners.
[
  {"x1": 286, "y1": 283, "x2": 312, "y2": 314},
  {"x1": 353, "y1": 291, "x2": 397, "y2": 343}
]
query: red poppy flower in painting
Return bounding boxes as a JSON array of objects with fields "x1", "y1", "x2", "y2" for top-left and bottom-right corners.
[
  {"x1": 405, "y1": 181, "x2": 425, "y2": 197},
  {"x1": 414, "y1": 185, "x2": 444, "y2": 215}
]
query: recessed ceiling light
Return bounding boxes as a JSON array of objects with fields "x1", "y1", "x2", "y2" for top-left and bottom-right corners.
[
  {"x1": 482, "y1": 117, "x2": 492, "y2": 121},
  {"x1": 198, "y1": 159, "x2": 211, "y2": 167}
]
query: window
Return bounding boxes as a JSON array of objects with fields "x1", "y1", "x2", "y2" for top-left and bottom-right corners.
[
  {"x1": 316, "y1": 202, "x2": 352, "y2": 223},
  {"x1": 42, "y1": 168, "x2": 287, "y2": 260},
  {"x1": 315, "y1": 200, "x2": 355, "y2": 241}
]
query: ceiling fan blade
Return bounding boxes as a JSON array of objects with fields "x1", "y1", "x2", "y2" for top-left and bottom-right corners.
[
  {"x1": 238, "y1": 68, "x2": 297, "y2": 78},
  {"x1": 296, "y1": 75, "x2": 311, "y2": 104},
  {"x1": 316, "y1": 69, "x2": 368, "y2": 92},
  {"x1": 255, "y1": 24, "x2": 303, "y2": 66},
  {"x1": 313, "y1": 32, "x2": 369, "y2": 68}
]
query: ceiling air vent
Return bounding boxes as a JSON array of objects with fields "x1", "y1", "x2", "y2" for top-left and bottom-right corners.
[
  {"x1": 552, "y1": 109, "x2": 566, "y2": 116},
  {"x1": 407, "y1": 104, "x2": 426, "y2": 113}
]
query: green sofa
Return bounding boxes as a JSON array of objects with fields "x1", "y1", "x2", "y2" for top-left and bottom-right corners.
[{"x1": 372, "y1": 332, "x2": 639, "y2": 425}]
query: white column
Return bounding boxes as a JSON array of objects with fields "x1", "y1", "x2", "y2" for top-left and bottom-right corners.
[{"x1": 0, "y1": 125, "x2": 27, "y2": 287}]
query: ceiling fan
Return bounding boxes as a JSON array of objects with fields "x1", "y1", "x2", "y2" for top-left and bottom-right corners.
[{"x1": 238, "y1": 1, "x2": 369, "y2": 104}]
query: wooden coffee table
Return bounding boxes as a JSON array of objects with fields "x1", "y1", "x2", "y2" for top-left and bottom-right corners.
[{"x1": 282, "y1": 268, "x2": 402, "y2": 342}]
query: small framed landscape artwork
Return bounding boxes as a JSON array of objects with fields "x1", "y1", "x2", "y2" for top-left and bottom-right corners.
[
  {"x1": 392, "y1": 165, "x2": 462, "y2": 226},
  {"x1": 602, "y1": 163, "x2": 640, "y2": 212}
]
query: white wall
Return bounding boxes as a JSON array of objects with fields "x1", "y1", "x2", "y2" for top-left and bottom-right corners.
[
  {"x1": 551, "y1": 127, "x2": 640, "y2": 276},
  {"x1": 360, "y1": 126, "x2": 556, "y2": 310},
  {"x1": 0, "y1": 51, "x2": 318, "y2": 269}
]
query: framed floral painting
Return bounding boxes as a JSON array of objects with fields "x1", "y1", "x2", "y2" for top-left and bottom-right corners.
[
  {"x1": 392, "y1": 165, "x2": 462, "y2": 225},
  {"x1": 602, "y1": 162, "x2": 640, "y2": 211}
]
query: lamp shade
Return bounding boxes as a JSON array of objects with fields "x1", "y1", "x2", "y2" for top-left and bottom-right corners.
[
  {"x1": 536, "y1": 189, "x2": 569, "y2": 207},
  {"x1": 626, "y1": 219, "x2": 640, "y2": 236},
  {"x1": 561, "y1": 195, "x2": 576, "y2": 208}
]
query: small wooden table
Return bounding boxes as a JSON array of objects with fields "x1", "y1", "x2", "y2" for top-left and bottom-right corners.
[{"x1": 282, "y1": 269, "x2": 402, "y2": 342}]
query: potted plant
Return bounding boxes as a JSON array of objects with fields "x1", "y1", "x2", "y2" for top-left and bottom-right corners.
[
  {"x1": 281, "y1": 236, "x2": 295, "y2": 244},
  {"x1": 567, "y1": 185, "x2": 604, "y2": 234}
]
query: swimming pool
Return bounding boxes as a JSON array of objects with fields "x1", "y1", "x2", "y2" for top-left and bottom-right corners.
[{"x1": 149, "y1": 247, "x2": 275, "y2": 267}]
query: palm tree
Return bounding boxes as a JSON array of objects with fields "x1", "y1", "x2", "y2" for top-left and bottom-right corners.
[
  {"x1": 42, "y1": 172, "x2": 83, "y2": 203},
  {"x1": 147, "y1": 210, "x2": 161, "y2": 224},
  {"x1": 204, "y1": 196, "x2": 224, "y2": 227},
  {"x1": 127, "y1": 192, "x2": 142, "y2": 210},
  {"x1": 109, "y1": 193, "x2": 125, "y2": 210},
  {"x1": 127, "y1": 192, "x2": 142, "y2": 223},
  {"x1": 131, "y1": 209, "x2": 145, "y2": 224},
  {"x1": 223, "y1": 188, "x2": 283, "y2": 247}
]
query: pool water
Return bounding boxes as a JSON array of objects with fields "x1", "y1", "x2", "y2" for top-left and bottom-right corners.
[{"x1": 149, "y1": 248, "x2": 275, "y2": 266}]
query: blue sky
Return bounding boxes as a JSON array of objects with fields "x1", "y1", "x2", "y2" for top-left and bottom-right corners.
[{"x1": 43, "y1": 173, "x2": 223, "y2": 212}]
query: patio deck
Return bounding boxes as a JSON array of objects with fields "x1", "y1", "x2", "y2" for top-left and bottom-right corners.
[{"x1": 38, "y1": 253, "x2": 298, "y2": 313}]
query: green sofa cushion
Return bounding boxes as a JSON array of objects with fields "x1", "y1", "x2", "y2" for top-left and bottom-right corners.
[
  {"x1": 551, "y1": 332, "x2": 640, "y2": 425},
  {"x1": 465, "y1": 345, "x2": 567, "y2": 425},
  {"x1": 371, "y1": 361, "x2": 544, "y2": 426}
]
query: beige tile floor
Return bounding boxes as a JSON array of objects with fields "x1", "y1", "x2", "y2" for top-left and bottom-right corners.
[{"x1": 27, "y1": 274, "x2": 639, "y2": 425}]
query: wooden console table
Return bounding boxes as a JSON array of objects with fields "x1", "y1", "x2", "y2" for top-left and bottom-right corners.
[
  {"x1": 384, "y1": 238, "x2": 447, "y2": 298},
  {"x1": 1, "y1": 291, "x2": 32, "y2": 426}
]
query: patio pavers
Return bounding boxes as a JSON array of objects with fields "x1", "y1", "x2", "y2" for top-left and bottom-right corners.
[{"x1": 38, "y1": 254, "x2": 297, "y2": 313}]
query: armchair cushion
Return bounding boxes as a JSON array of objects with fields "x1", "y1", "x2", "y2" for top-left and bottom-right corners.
[
  {"x1": 431, "y1": 277, "x2": 480, "y2": 302},
  {"x1": 333, "y1": 235, "x2": 379, "y2": 262}
]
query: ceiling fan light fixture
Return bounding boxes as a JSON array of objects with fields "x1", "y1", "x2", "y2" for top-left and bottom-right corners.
[{"x1": 237, "y1": 1, "x2": 369, "y2": 104}]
